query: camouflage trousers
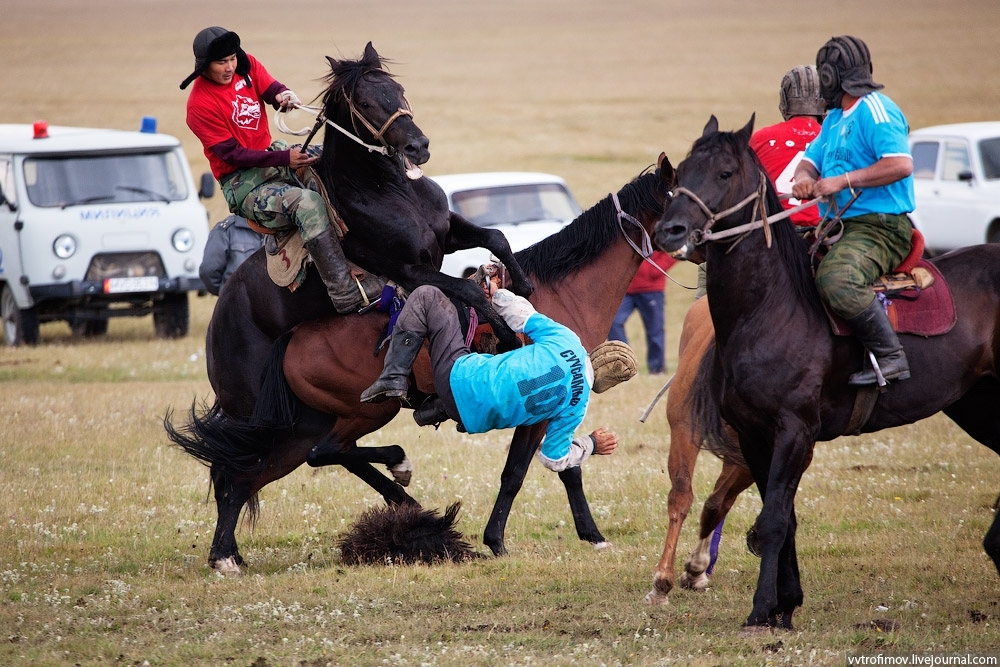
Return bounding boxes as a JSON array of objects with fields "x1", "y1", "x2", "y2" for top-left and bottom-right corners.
[
  {"x1": 220, "y1": 143, "x2": 328, "y2": 243},
  {"x1": 815, "y1": 212, "x2": 912, "y2": 319}
]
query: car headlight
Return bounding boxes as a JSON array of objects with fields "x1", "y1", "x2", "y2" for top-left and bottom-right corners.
[
  {"x1": 53, "y1": 234, "x2": 77, "y2": 259},
  {"x1": 172, "y1": 228, "x2": 195, "y2": 253}
]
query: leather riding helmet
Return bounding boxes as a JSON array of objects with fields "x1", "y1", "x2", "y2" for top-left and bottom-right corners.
[
  {"x1": 778, "y1": 65, "x2": 826, "y2": 121},
  {"x1": 179, "y1": 26, "x2": 251, "y2": 90},
  {"x1": 815, "y1": 35, "x2": 884, "y2": 109}
]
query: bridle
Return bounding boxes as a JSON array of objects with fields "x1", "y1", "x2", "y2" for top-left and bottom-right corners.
[
  {"x1": 671, "y1": 160, "x2": 826, "y2": 254},
  {"x1": 275, "y1": 87, "x2": 414, "y2": 158},
  {"x1": 611, "y1": 188, "x2": 692, "y2": 289}
]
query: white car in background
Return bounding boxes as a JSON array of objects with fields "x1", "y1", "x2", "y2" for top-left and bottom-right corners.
[
  {"x1": 432, "y1": 172, "x2": 582, "y2": 278},
  {"x1": 908, "y1": 122, "x2": 1000, "y2": 255}
]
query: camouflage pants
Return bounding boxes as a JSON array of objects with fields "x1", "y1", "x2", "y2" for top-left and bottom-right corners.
[
  {"x1": 220, "y1": 143, "x2": 328, "y2": 243},
  {"x1": 815, "y1": 213, "x2": 912, "y2": 319}
]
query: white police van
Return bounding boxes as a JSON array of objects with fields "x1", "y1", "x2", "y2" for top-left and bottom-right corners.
[{"x1": 0, "y1": 119, "x2": 213, "y2": 346}]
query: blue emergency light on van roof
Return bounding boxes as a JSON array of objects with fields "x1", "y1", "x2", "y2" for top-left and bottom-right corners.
[{"x1": 140, "y1": 116, "x2": 157, "y2": 133}]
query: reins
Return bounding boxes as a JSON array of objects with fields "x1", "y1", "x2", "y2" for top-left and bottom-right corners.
[{"x1": 673, "y1": 171, "x2": 823, "y2": 250}]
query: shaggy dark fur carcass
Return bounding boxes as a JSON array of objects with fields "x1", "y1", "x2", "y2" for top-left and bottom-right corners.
[{"x1": 337, "y1": 502, "x2": 478, "y2": 565}]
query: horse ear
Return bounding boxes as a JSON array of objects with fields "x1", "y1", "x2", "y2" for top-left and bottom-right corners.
[
  {"x1": 703, "y1": 115, "x2": 719, "y2": 136},
  {"x1": 657, "y1": 152, "x2": 676, "y2": 187},
  {"x1": 363, "y1": 41, "x2": 382, "y2": 68},
  {"x1": 736, "y1": 114, "x2": 756, "y2": 146}
]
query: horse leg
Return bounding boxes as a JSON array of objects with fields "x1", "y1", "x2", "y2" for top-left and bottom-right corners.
[
  {"x1": 483, "y1": 423, "x2": 546, "y2": 556},
  {"x1": 941, "y1": 379, "x2": 1000, "y2": 574},
  {"x1": 444, "y1": 213, "x2": 535, "y2": 297},
  {"x1": 557, "y1": 465, "x2": 609, "y2": 547},
  {"x1": 644, "y1": 414, "x2": 699, "y2": 605},
  {"x1": 307, "y1": 416, "x2": 412, "y2": 486},
  {"x1": 341, "y1": 461, "x2": 420, "y2": 507},
  {"x1": 207, "y1": 463, "x2": 255, "y2": 576},
  {"x1": 680, "y1": 460, "x2": 755, "y2": 591},
  {"x1": 740, "y1": 428, "x2": 813, "y2": 633}
]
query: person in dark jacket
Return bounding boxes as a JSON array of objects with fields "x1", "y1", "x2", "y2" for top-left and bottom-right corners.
[{"x1": 198, "y1": 214, "x2": 265, "y2": 296}]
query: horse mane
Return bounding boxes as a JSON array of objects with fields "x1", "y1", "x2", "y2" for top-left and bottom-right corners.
[
  {"x1": 321, "y1": 48, "x2": 396, "y2": 107},
  {"x1": 514, "y1": 167, "x2": 665, "y2": 285}
]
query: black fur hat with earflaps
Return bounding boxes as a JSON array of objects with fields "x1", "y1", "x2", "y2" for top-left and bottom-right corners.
[{"x1": 179, "y1": 26, "x2": 251, "y2": 90}]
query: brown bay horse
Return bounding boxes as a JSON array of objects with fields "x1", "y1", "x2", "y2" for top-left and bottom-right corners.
[{"x1": 168, "y1": 156, "x2": 676, "y2": 569}]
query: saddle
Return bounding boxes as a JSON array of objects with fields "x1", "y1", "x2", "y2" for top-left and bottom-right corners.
[
  {"x1": 250, "y1": 165, "x2": 374, "y2": 293},
  {"x1": 824, "y1": 229, "x2": 957, "y2": 338}
]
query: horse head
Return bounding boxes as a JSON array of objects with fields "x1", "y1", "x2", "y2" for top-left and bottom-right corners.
[
  {"x1": 321, "y1": 42, "x2": 430, "y2": 177},
  {"x1": 654, "y1": 114, "x2": 775, "y2": 258}
]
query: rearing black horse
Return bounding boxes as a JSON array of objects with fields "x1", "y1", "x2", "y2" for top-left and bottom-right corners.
[
  {"x1": 654, "y1": 115, "x2": 1000, "y2": 633},
  {"x1": 311, "y1": 42, "x2": 532, "y2": 349},
  {"x1": 165, "y1": 43, "x2": 534, "y2": 574}
]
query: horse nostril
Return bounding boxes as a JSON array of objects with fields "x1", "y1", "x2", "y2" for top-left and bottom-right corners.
[{"x1": 406, "y1": 136, "x2": 430, "y2": 162}]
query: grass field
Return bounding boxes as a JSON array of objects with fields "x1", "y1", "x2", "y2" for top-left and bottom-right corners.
[{"x1": 2, "y1": 1, "x2": 1000, "y2": 665}]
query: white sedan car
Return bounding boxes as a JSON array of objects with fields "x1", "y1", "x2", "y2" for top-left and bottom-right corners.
[
  {"x1": 908, "y1": 122, "x2": 1000, "y2": 255},
  {"x1": 431, "y1": 172, "x2": 582, "y2": 278}
]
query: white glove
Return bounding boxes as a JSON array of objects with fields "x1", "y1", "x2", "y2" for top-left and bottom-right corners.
[
  {"x1": 537, "y1": 435, "x2": 595, "y2": 472},
  {"x1": 490, "y1": 288, "x2": 536, "y2": 333},
  {"x1": 279, "y1": 90, "x2": 302, "y2": 109}
]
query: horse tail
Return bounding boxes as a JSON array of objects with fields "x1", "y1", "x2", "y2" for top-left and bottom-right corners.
[
  {"x1": 250, "y1": 330, "x2": 300, "y2": 429},
  {"x1": 687, "y1": 341, "x2": 746, "y2": 467},
  {"x1": 163, "y1": 399, "x2": 285, "y2": 476}
]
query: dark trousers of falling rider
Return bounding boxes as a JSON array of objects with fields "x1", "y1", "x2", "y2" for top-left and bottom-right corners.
[{"x1": 389, "y1": 285, "x2": 473, "y2": 423}]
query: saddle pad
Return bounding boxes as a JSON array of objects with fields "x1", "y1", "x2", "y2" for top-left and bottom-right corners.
[{"x1": 829, "y1": 259, "x2": 956, "y2": 337}]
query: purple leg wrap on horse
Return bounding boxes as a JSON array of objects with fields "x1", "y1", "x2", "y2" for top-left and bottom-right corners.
[{"x1": 706, "y1": 518, "x2": 725, "y2": 575}]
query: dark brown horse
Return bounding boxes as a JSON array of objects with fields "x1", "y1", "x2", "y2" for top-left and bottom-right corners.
[
  {"x1": 169, "y1": 156, "x2": 675, "y2": 571},
  {"x1": 653, "y1": 115, "x2": 1000, "y2": 632}
]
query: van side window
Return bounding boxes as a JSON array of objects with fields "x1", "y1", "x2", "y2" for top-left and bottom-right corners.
[
  {"x1": 0, "y1": 158, "x2": 15, "y2": 207},
  {"x1": 910, "y1": 141, "x2": 938, "y2": 180},
  {"x1": 941, "y1": 141, "x2": 972, "y2": 181}
]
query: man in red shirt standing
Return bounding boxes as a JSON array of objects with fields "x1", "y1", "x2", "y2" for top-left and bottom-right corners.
[
  {"x1": 750, "y1": 65, "x2": 826, "y2": 227},
  {"x1": 607, "y1": 251, "x2": 676, "y2": 375},
  {"x1": 181, "y1": 26, "x2": 382, "y2": 313}
]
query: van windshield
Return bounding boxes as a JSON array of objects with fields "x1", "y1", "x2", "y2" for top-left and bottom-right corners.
[{"x1": 23, "y1": 150, "x2": 189, "y2": 208}]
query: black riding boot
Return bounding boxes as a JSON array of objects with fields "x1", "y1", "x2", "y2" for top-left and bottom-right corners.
[
  {"x1": 303, "y1": 227, "x2": 384, "y2": 314},
  {"x1": 360, "y1": 330, "x2": 423, "y2": 403},
  {"x1": 846, "y1": 300, "x2": 911, "y2": 386}
]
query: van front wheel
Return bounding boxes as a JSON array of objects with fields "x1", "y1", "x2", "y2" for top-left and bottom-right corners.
[
  {"x1": 154, "y1": 292, "x2": 189, "y2": 339},
  {"x1": 1, "y1": 285, "x2": 39, "y2": 347}
]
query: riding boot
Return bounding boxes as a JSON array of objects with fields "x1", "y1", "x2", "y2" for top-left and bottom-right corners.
[
  {"x1": 303, "y1": 227, "x2": 385, "y2": 314},
  {"x1": 360, "y1": 330, "x2": 423, "y2": 404},
  {"x1": 846, "y1": 300, "x2": 911, "y2": 386},
  {"x1": 413, "y1": 395, "x2": 450, "y2": 427}
]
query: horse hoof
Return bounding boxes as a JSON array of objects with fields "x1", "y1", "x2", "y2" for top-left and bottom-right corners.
[
  {"x1": 212, "y1": 556, "x2": 243, "y2": 577},
  {"x1": 679, "y1": 571, "x2": 710, "y2": 591},
  {"x1": 593, "y1": 540, "x2": 613, "y2": 551},
  {"x1": 642, "y1": 590, "x2": 670, "y2": 606},
  {"x1": 389, "y1": 456, "x2": 413, "y2": 487}
]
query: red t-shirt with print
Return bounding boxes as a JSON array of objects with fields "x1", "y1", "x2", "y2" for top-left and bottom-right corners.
[
  {"x1": 749, "y1": 115, "x2": 822, "y2": 226},
  {"x1": 186, "y1": 53, "x2": 280, "y2": 180}
]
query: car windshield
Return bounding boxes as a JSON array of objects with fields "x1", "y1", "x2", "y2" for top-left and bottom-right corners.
[
  {"x1": 23, "y1": 150, "x2": 189, "y2": 207},
  {"x1": 979, "y1": 138, "x2": 1000, "y2": 180},
  {"x1": 451, "y1": 183, "x2": 579, "y2": 226}
]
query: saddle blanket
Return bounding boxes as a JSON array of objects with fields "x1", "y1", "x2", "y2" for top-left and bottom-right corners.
[{"x1": 829, "y1": 259, "x2": 956, "y2": 337}]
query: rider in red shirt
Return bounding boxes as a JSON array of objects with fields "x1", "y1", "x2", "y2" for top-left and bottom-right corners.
[
  {"x1": 181, "y1": 27, "x2": 382, "y2": 312},
  {"x1": 749, "y1": 65, "x2": 826, "y2": 227}
]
